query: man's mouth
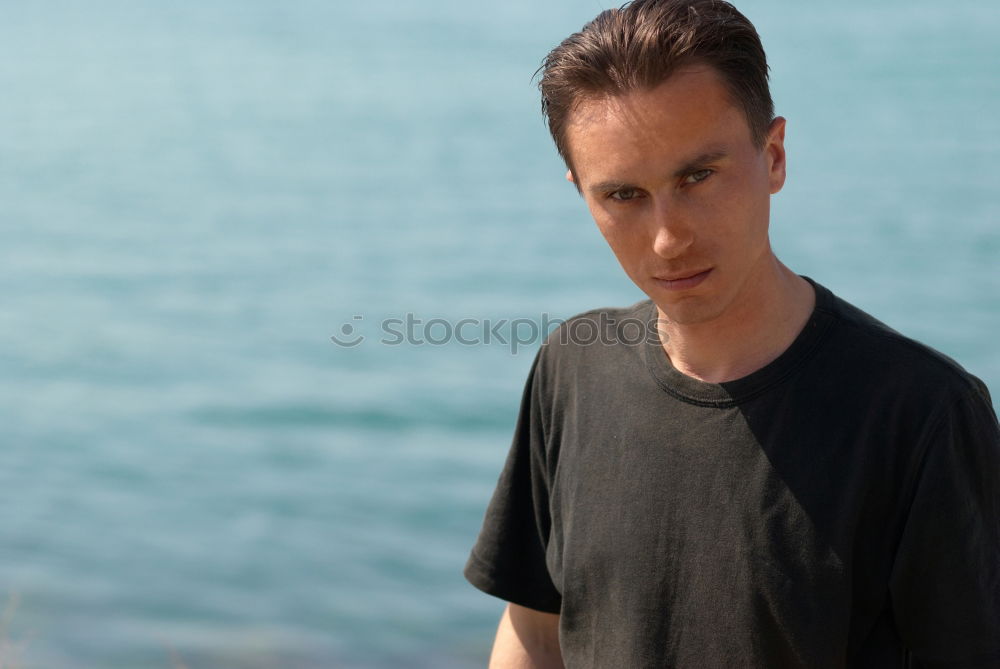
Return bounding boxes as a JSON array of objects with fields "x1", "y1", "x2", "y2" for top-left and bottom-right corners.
[{"x1": 652, "y1": 268, "x2": 712, "y2": 290}]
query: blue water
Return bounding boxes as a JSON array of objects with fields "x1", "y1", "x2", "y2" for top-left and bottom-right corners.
[{"x1": 1, "y1": 1, "x2": 997, "y2": 667}]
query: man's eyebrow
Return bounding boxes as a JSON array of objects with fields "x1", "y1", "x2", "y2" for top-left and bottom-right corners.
[
  {"x1": 671, "y1": 148, "x2": 729, "y2": 178},
  {"x1": 589, "y1": 180, "x2": 634, "y2": 194},
  {"x1": 587, "y1": 148, "x2": 730, "y2": 194}
]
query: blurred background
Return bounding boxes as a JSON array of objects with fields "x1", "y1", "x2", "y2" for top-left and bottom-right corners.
[{"x1": 0, "y1": 1, "x2": 997, "y2": 667}]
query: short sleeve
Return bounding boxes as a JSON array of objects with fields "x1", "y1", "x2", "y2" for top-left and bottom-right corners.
[
  {"x1": 464, "y1": 347, "x2": 562, "y2": 614},
  {"x1": 890, "y1": 380, "x2": 1000, "y2": 667}
]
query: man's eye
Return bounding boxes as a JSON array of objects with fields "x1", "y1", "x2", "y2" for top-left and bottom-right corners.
[
  {"x1": 609, "y1": 188, "x2": 641, "y2": 201},
  {"x1": 683, "y1": 169, "x2": 713, "y2": 185}
]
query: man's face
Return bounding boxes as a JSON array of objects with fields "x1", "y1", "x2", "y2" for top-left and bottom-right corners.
[{"x1": 565, "y1": 65, "x2": 786, "y2": 327}]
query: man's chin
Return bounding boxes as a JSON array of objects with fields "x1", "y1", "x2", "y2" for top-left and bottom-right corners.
[{"x1": 652, "y1": 297, "x2": 727, "y2": 329}]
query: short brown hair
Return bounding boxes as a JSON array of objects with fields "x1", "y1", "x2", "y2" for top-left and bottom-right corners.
[{"x1": 538, "y1": 0, "x2": 774, "y2": 170}]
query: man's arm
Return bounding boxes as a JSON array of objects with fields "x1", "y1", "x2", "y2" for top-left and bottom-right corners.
[{"x1": 488, "y1": 603, "x2": 563, "y2": 669}]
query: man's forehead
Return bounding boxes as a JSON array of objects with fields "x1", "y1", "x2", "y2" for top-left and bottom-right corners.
[
  {"x1": 564, "y1": 66, "x2": 746, "y2": 178},
  {"x1": 568, "y1": 65, "x2": 731, "y2": 123}
]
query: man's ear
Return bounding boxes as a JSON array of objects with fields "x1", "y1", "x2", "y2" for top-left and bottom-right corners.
[
  {"x1": 766, "y1": 116, "x2": 787, "y2": 195},
  {"x1": 565, "y1": 169, "x2": 583, "y2": 195}
]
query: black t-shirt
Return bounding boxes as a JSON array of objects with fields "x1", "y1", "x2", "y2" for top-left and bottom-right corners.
[{"x1": 465, "y1": 278, "x2": 1000, "y2": 668}]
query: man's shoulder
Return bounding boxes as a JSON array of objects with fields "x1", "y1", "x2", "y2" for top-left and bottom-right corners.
[
  {"x1": 813, "y1": 279, "x2": 991, "y2": 404},
  {"x1": 540, "y1": 297, "x2": 654, "y2": 352},
  {"x1": 527, "y1": 298, "x2": 655, "y2": 384}
]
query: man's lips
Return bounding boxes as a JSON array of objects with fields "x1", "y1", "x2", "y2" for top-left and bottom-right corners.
[{"x1": 652, "y1": 268, "x2": 712, "y2": 290}]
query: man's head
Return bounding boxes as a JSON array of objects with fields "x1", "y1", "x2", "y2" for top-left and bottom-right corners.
[
  {"x1": 539, "y1": 0, "x2": 773, "y2": 178},
  {"x1": 538, "y1": 0, "x2": 788, "y2": 328}
]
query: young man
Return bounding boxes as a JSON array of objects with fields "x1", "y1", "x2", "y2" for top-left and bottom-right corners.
[{"x1": 465, "y1": 1, "x2": 1000, "y2": 667}]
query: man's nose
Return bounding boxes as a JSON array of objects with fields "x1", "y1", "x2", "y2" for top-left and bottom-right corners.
[{"x1": 650, "y1": 197, "x2": 694, "y2": 259}]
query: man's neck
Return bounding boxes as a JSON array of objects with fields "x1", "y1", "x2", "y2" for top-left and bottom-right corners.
[{"x1": 656, "y1": 260, "x2": 815, "y2": 384}]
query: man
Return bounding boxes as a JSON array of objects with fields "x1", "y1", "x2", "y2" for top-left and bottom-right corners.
[{"x1": 465, "y1": 1, "x2": 1000, "y2": 667}]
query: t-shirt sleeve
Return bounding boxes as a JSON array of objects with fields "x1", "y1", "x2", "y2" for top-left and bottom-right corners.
[
  {"x1": 890, "y1": 379, "x2": 1000, "y2": 667},
  {"x1": 463, "y1": 346, "x2": 562, "y2": 614}
]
